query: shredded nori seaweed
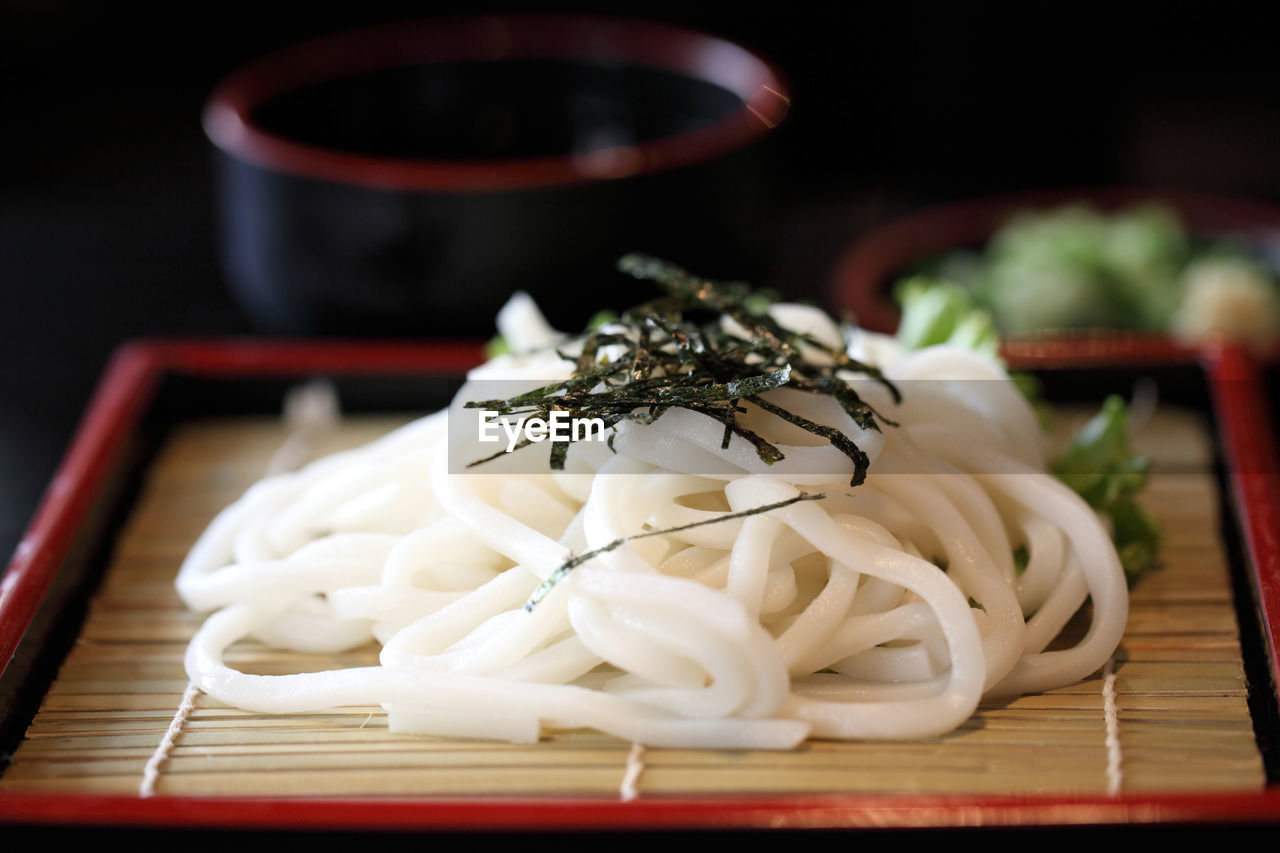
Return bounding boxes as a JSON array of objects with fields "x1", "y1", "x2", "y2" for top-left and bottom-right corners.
[{"x1": 465, "y1": 254, "x2": 898, "y2": 487}]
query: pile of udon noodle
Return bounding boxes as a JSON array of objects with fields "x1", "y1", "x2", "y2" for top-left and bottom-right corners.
[{"x1": 178, "y1": 298, "x2": 1128, "y2": 748}]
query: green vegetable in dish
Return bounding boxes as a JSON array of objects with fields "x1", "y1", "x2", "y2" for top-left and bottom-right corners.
[
  {"x1": 980, "y1": 204, "x2": 1188, "y2": 332},
  {"x1": 904, "y1": 202, "x2": 1280, "y2": 341}
]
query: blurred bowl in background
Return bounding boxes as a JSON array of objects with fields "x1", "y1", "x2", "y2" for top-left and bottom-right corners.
[
  {"x1": 204, "y1": 15, "x2": 790, "y2": 337},
  {"x1": 832, "y1": 187, "x2": 1280, "y2": 339}
]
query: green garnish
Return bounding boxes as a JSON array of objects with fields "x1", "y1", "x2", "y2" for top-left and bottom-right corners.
[
  {"x1": 484, "y1": 335, "x2": 511, "y2": 359},
  {"x1": 894, "y1": 276, "x2": 999, "y2": 358},
  {"x1": 895, "y1": 280, "x2": 1161, "y2": 585},
  {"x1": 465, "y1": 255, "x2": 899, "y2": 487},
  {"x1": 1109, "y1": 498, "x2": 1162, "y2": 586},
  {"x1": 1051, "y1": 396, "x2": 1149, "y2": 506},
  {"x1": 742, "y1": 290, "x2": 779, "y2": 316},
  {"x1": 901, "y1": 202, "x2": 1279, "y2": 338},
  {"x1": 1050, "y1": 395, "x2": 1161, "y2": 584},
  {"x1": 586, "y1": 309, "x2": 619, "y2": 330},
  {"x1": 895, "y1": 276, "x2": 1047, "y2": 420}
]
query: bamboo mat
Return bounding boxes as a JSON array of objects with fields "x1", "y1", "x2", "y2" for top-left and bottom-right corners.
[{"x1": 0, "y1": 408, "x2": 1266, "y2": 797}]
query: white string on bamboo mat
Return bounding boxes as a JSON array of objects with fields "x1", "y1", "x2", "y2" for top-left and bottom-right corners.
[
  {"x1": 619, "y1": 742, "x2": 647, "y2": 802},
  {"x1": 610, "y1": 659, "x2": 1126, "y2": 801},
  {"x1": 138, "y1": 379, "x2": 341, "y2": 797},
  {"x1": 139, "y1": 681, "x2": 200, "y2": 797},
  {"x1": 1102, "y1": 656, "x2": 1123, "y2": 795}
]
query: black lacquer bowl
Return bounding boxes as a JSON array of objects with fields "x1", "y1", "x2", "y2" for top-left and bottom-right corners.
[{"x1": 204, "y1": 15, "x2": 791, "y2": 336}]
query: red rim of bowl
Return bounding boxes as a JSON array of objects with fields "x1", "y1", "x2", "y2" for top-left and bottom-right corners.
[{"x1": 203, "y1": 15, "x2": 791, "y2": 193}]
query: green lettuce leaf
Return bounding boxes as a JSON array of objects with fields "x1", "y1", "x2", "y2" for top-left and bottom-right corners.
[
  {"x1": 1050, "y1": 396, "x2": 1149, "y2": 505},
  {"x1": 1050, "y1": 395, "x2": 1161, "y2": 584},
  {"x1": 894, "y1": 277, "x2": 1048, "y2": 423},
  {"x1": 894, "y1": 276, "x2": 999, "y2": 358},
  {"x1": 1109, "y1": 498, "x2": 1162, "y2": 586}
]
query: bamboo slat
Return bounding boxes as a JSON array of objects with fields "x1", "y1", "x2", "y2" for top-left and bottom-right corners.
[{"x1": 0, "y1": 407, "x2": 1266, "y2": 798}]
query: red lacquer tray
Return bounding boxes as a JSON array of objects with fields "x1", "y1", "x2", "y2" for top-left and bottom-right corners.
[{"x1": 0, "y1": 337, "x2": 1278, "y2": 831}]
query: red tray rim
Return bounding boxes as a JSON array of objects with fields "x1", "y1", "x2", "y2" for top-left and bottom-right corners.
[{"x1": 1, "y1": 336, "x2": 1278, "y2": 830}]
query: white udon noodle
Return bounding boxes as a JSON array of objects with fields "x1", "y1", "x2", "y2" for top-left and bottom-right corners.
[{"x1": 177, "y1": 301, "x2": 1128, "y2": 748}]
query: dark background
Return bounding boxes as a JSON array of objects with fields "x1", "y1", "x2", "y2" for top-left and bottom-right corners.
[{"x1": 3, "y1": 0, "x2": 1279, "y2": 569}]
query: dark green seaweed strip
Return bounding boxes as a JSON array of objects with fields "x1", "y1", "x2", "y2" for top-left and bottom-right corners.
[
  {"x1": 525, "y1": 491, "x2": 826, "y2": 610},
  {"x1": 463, "y1": 254, "x2": 899, "y2": 477}
]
